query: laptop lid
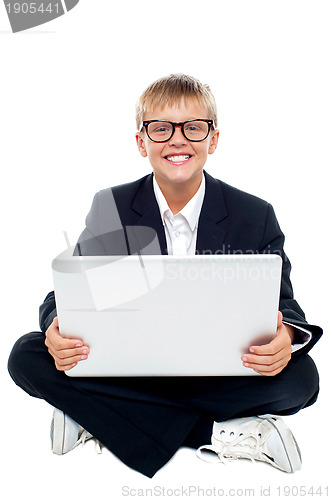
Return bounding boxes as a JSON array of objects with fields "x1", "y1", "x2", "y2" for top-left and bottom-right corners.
[{"x1": 52, "y1": 251, "x2": 282, "y2": 376}]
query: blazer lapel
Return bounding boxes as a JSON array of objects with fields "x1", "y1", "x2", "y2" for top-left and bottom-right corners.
[
  {"x1": 130, "y1": 171, "x2": 228, "y2": 256},
  {"x1": 131, "y1": 174, "x2": 168, "y2": 255},
  {"x1": 196, "y1": 171, "x2": 228, "y2": 254}
]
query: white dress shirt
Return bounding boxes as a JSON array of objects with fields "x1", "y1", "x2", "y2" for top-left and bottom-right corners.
[
  {"x1": 153, "y1": 173, "x2": 205, "y2": 256},
  {"x1": 152, "y1": 173, "x2": 311, "y2": 352}
]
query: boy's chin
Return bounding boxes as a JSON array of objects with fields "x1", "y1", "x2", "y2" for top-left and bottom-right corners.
[{"x1": 153, "y1": 168, "x2": 203, "y2": 185}]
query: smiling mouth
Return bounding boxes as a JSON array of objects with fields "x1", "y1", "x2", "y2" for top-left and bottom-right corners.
[{"x1": 164, "y1": 154, "x2": 192, "y2": 163}]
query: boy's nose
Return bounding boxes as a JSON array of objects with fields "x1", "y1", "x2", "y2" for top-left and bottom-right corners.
[{"x1": 168, "y1": 125, "x2": 188, "y2": 145}]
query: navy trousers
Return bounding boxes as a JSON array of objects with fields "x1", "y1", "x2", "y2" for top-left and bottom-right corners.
[{"x1": 8, "y1": 331, "x2": 319, "y2": 477}]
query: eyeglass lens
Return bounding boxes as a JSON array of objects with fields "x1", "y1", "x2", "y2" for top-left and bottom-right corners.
[{"x1": 147, "y1": 121, "x2": 209, "y2": 142}]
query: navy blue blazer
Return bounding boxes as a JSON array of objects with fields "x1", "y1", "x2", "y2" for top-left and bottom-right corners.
[{"x1": 40, "y1": 171, "x2": 322, "y2": 355}]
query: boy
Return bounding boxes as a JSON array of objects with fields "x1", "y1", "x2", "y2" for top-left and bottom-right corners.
[{"x1": 8, "y1": 74, "x2": 322, "y2": 477}]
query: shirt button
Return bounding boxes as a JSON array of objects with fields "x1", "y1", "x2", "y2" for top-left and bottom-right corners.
[{"x1": 174, "y1": 231, "x2": 180, "y2": 238}]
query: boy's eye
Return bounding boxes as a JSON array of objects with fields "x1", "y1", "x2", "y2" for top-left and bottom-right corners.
[
  {"x1": 155, "y1": 127, "x2": 169, "y2": 132},
  {"x1": 149, "y1": 122, "x2": 172, "y2": 134},
  {"x1": 185, "y1": 123, "x2": 204, "y2": 132}
]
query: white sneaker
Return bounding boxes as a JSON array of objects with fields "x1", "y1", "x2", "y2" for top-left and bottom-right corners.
[
  {"x1": 50, "y1": 409, "x2": 101, "y2": 455},
  {"x1": 197, "y1": 414, "x2": 301, "y2": 473}
]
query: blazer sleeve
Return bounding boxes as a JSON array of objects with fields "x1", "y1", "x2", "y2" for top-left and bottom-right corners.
[
  {"x1": 39, "y1": 291, "x2": 57, "y2": 334},
  {"x1": 38, "y1": 190, "x2": 127, "y2": 332},
  {"x1": 259, "y1": 203, "x2": 323, "y2": 356},
  {"x1": 39, "y1": 193, "x2": 104, "y2": 333},
  {"x1": 38, "y1": 194, "x2": 101, "y2": 333},
  {"x1": 73, "y1": 190, "x2": 129, "y2": 256}
]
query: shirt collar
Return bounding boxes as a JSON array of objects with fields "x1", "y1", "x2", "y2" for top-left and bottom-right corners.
[{"x1": 153, "y1": 173, "x2": 206, "y2": 231}]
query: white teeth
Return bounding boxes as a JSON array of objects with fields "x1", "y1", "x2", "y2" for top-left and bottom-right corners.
[{"x1": 166, "y1": 155, "x2": 190, "y2": 162}]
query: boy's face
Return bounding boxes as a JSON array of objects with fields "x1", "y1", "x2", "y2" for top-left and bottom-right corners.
[{"x1": 136, "y1": 98, "x2": 219, "y2": 190}]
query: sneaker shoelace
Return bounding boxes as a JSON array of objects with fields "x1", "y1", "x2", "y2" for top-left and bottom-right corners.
[
  {"x1": 197, "y1": 430, "x2": 265, "y2": 465},
  {"x1": 74, "y1": 429, "x2": 103, "y2": 454}
]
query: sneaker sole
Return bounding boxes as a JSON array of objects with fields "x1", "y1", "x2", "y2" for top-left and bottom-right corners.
[
  {"x1": 257, "y1": 415, "x2": 302, "y2": 473},
  {"x1": 52, "y1": 410, "x2": 66, "y2": 455}
]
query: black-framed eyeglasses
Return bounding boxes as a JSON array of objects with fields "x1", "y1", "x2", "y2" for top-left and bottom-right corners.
[{"x1": 141, "y1": 119, "x2": 214, "y2": 143}]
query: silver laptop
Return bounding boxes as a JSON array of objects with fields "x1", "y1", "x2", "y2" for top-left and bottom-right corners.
[{"x1": 52, "y1": 250, "x2": 282, "y2": 377}]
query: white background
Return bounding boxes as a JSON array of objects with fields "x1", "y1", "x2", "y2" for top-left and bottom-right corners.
[{"x1": 0, "y1": 1, "x2": 330, "y2": 498}]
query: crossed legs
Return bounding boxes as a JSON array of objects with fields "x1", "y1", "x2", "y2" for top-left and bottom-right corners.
[{"x1": 8, "y1": 332, "x2": 319, "y2": 477}]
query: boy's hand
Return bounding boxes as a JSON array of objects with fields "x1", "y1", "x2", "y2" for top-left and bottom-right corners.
[
  {"x1": 44, "y1": 317, "x2": 90, "y2": 371},
  {"x1": 241, "y1": 311, "x2": 294, "y2": 376}
]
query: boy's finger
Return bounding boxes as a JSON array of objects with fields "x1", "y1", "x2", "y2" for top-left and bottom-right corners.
[
  {"x1": 248, "y1": 339, "x2": 280, "y2": 356},
  {"x1": 249, "y1": 326, "x2": 289, "y2": 356},
  {"x1": 53, "y1": 346, "x2": 89, "y2": 360},
  {"x1": 55, "y1": 351, "x2": 88, "y2": 364},
  {"x1": 55, "y1": 361, "x2": 78, "y2": 372},
  {"x1": 48, "y1": 332, "x2": 82, "y2": 350}
]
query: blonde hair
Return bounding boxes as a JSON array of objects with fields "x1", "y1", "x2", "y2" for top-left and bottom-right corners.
[{"x1": 136, "y1": 73, "x2": 218, "y2": 130}]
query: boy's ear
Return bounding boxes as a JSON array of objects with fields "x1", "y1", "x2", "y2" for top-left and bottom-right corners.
[
  {"x1": 208, "y1": 129, "x2": 220, "y2": 155},
  {"x1": 136, "y1": 133, "x2": 148, "y2": 157}
]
